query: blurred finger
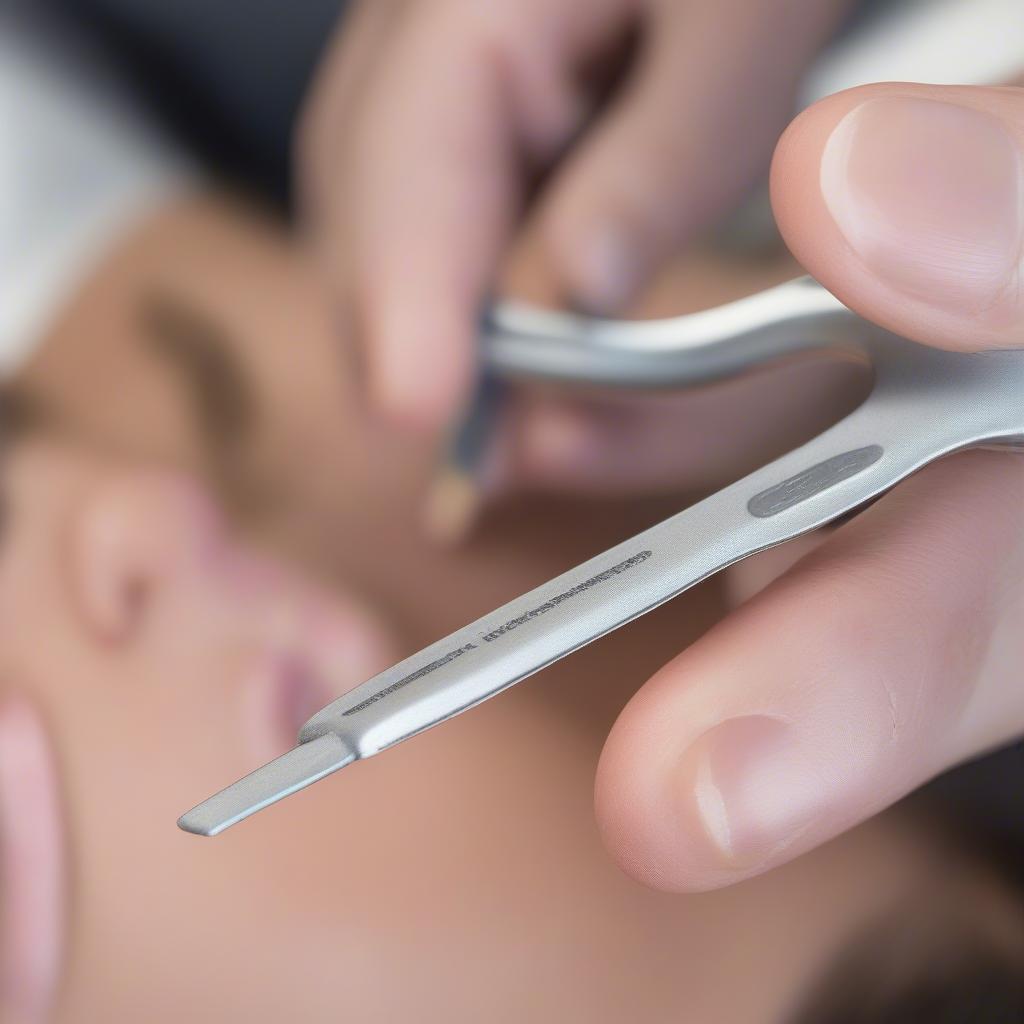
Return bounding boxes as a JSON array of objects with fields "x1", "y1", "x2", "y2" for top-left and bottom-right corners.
[
  {"x1": 296, "y1": 0, "x2": 409, "y2": 212},
  {"x1": 312, "y1": 0, "x2": 639, "y2": 430},
  {"x1": 595, "y1": 450, "x2": 1024, "y2": 891},
  {"x1": 534, "y1": 0, "x2": 846, "y2": 314}
]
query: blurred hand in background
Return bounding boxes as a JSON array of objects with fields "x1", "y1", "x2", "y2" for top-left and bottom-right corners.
[{"x1": 297, "y1": 0, "x2": 852, "y2": 431}]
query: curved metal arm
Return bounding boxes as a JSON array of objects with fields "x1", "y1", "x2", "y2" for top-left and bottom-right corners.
[{"x1": 484, "y1": 277, "x2": 862, "y2": 388}]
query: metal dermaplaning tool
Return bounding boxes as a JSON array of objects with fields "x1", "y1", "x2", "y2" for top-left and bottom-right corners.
[{"x1": 179, "y1": 277, "x2": 1024, "y2": 836}]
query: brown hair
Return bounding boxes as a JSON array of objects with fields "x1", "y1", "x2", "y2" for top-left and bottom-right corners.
[
  {"x1": 789, "y1": 901, "x2": 1024, "y2": 1024},
  {"x1": 0, "y1": 383, "x2": 51, "y2": 447}
]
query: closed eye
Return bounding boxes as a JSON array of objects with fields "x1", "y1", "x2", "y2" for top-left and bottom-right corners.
[{"x1": 137, "y1": 291, "x2": 272, "y2": 515}]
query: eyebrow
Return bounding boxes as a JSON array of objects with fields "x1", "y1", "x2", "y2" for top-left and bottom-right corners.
[
  {"x1": 0, "y1": 380, "x2": 58, "y2": 435},
  {"x1": 136, "y1": 292, "x2": 272, "y2": 515}
]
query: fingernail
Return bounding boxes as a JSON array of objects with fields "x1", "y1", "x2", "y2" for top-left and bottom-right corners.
[
  {"x1": 821, "y1": 97, "x2": 1023, "y2": 314},
  {"x1": 369, "y1": 306, "x2": 456, "y2": 430},
  {"x1": 680, "y1": 715, "x2": 827, "y2": 865},
  {"x1": 570, "y1": 221, "x2": 644, "y2": 315},
  {"x1": 370, "y1": 345, "x2": 440, "y2": 429}
]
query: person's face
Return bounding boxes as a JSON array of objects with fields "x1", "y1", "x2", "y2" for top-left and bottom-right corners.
[
  {"x1": 0, "y1": 437, "x2": 401, "y2": 1021},
  {"x1": 4, "y1": 196, "x2": 1000, "y2": 1024},
  {"x1": 0, "y1": 438, "x2": 951, "y2": 1024}
]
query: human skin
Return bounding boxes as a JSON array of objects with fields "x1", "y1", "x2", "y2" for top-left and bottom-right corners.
[
  {"x1": 298, "y1": 0, "x2": 852, "y2": 426},
  {"x1": 592, "y1": 80, "x2": 1024, "y2": 893},
  {"x1": 3, "y1": 195, "x2": 1011, "y2": 1023},
  {"x1": 296, "y1": 0, "x2": 1024, "y2": 906}
]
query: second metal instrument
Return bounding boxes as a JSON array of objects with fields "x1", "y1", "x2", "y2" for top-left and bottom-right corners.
[{"x1": 178, "y1": 277, "x2": 1024, "y2": 836}]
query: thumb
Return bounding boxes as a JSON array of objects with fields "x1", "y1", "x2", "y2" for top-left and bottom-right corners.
[{"x1": 771, "y1": 82, "x2": 1024, "y2": 351}]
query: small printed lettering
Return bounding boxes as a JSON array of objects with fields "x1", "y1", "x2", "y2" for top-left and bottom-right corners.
[
  {"x1": 340, "y1": 549, "x2": 653, "y2": 717},
  {"x1": 342, "y1": 643, "x2": 478, "y2": 716},
  {"x1": 481, "y1": 550, "x2": 653, "y2": 642}
]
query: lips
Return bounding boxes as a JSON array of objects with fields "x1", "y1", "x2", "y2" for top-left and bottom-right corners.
[
  {"x1": 201, "y1": 531, "x2": 397, "y2": 758},
  {"x1": 270, "y1": 649, "x2": 332, "y2": 742},
  {"x1": 245, "y1": 592, "x2": 396, "y2": 758}
]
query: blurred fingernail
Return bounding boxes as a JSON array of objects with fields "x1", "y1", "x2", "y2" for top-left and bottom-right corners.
[
  {"x1": 369, "y1": 308, "x2": 457, "y2": 430},
  {"x1": 821, "y1": 97, "x2": 1023, "y2": 314},
  {"x1": 680, "y1": 715, "x2": 826, "y2": 865},
  {"x1": 421, "y1": 465, "x2": 483, "y2": 546},
  {"x1": 371, "y1": 353, "x2": 439, "y2": 428},
  {"x1": 571, "y1": 222, "x2": 643, "y2": 315}
]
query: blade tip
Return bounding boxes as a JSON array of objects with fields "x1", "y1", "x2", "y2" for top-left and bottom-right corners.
[
  {"x1": 176, "y1": 809, "x2": 230, "y2": 837},
  {"x1": 176, "y1": 733, "x2": 355, "y2": 838}
]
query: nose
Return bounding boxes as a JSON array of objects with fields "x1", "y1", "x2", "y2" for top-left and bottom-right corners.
[
  {"x1": 68, "y1": 464, "x2": 398, "y2": 755},
  {"x1": 69, "y1": 469, "x2": 224, "y2": 642}
]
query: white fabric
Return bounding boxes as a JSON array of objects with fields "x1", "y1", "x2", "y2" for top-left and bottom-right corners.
[
  {"x1": 0, "y1": 4, "x2": 199, "y2": 375},
  {"x1": 0, "y1": 0, "x2": 1018, "y2": 376},
  {"x1": 805, "y1": 0, "x2": 1024, "y2": 103}
]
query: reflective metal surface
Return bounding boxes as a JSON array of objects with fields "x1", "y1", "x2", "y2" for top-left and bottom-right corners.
[{"x1": 178, "y1": 278, "x2": 1024, "y2": 836}]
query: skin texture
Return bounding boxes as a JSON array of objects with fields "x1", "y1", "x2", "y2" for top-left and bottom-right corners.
[
  {"x1": 2, "y1": 195, "x2": 1011, "y2": 1023},
  {"x1": 592, "y1": 79, "x2": 1024, "y2": 893},
  {"x1": 772, "y1": 83, "x2": 1024, "y2": 351}
]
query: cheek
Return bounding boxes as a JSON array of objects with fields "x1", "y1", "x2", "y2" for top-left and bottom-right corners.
[{"x1": 51, "y1": 654, "x2": 261, "y2": 968}]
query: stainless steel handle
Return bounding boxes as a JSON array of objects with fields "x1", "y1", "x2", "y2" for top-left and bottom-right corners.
[
  {"x1": 485, "y1": 277, "x2": 856, "y2": 388},
  {"x1": 179, "y1": 279, "x2": 1024, "y2": 836}
]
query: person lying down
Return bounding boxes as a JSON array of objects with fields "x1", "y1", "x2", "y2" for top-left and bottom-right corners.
[{"x1": 3, "y1": 192, "x2": 1024, "y2": 1024}]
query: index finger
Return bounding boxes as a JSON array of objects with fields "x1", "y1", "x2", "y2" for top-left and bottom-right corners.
[{"x1": 332, "y1": 2, "x2": 596, "y2": 429}]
